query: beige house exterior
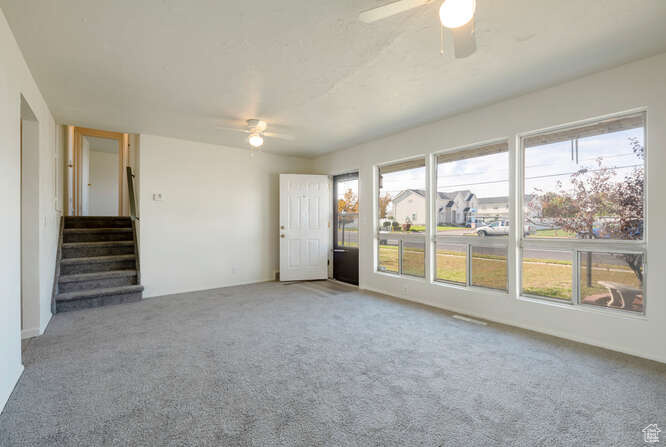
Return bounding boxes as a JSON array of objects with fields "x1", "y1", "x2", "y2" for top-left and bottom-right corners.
[{"x1": 392, "y1": 189, "x2": 514, "y2": 226}]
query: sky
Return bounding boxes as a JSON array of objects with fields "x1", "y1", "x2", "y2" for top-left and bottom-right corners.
[
  {"x1": 336, "y1": 178, "x2": 358, "y2": 200},
  {"x1": 524, "y1": 128, "x2": 643, "y2": 198}
]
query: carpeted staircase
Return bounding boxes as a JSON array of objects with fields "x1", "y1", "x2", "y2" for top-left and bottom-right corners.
[{"x1": 54, "y1": 216, "x2": 143, "y2": 312}]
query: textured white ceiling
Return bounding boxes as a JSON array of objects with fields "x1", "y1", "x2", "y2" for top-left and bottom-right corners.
[{"x1": 2, "y1": 0, "x2": 666, "y2": 157}]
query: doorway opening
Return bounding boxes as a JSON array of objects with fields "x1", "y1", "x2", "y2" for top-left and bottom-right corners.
[
  {"x1": 333, "y1": 172, "x2": 359, "y2": 285},
  {"x1": 68, "y1": 127, "x2": 129, "y2": 216},
  {"x1": 20, "y1": 95, "x2": 41, "y2": 338}
]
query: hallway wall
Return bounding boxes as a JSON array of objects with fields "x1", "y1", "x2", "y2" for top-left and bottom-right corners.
[{"x1": 0, "y1": 8, "x2": 59, "y2": 412}]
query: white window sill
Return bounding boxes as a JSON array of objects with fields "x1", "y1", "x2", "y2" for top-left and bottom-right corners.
[{"x1": 517, "y1": 295, "x2": 648, "y2": 321}]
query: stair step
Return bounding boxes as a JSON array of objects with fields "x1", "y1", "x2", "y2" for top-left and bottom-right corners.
[
  {"x1": 55, "y1": 285, "x2": 144, "y2": 313},
  {"x1": 61, "y1": 254, "x2": 136, "y2": 265},
  {"x1": 56, "y1": 285, "x2": 144, "y2": 302},
  {"x1": 58, "y1": 270, "x2": 138, "y2": 293},
  {"x1": 60, "y1": 254, "x2": 137, "y2": 275},
  {"x1": 59, "y1": 270, "x2": 137, "y2": 283},
  {"x1": 63, "y1": 241, "x2": 134, "y2": 248},
  {"x1": 64, "y1": 228, "x2": 133, "y2": 233},
  {"x1": 62, "y1": 240, "x2": 135, "y2": 258},
  {"x1": 65, "y1": 216, "x2": 131, "y2": 219},
  {"x1": 63, "y1": 228, "x2": 134, "y2": 242},
  {"x1": 64, "y1": 217, "x2": 132, "y2": 229}
]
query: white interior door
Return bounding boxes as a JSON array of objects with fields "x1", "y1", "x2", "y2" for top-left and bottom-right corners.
[{"x1": 279, "y1": 174, "x2": 329, "y2": 281}]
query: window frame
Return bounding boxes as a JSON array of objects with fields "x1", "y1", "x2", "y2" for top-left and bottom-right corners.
[
  {"x1": 375, "y1": 156, "x2": 429, "y2": 280},
  {"x1": 370, "y1": 108, "x2": 649, "y2": 318},
  {"x1": 576, "y1": 248, "x2": 646, "y2": 314},
  {"x1": 333, "y1": 171, "x2": 360, "y2": 250},
  {"x1": 517, "y1": 109, "x2": 648, "y2": 315},
  {"x1": 430, "y1": 139, "x2": 512, "y2": 292}
]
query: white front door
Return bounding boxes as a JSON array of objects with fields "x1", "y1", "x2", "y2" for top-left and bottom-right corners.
[{"x1": 279, "y1": 174, "x2": 329, "y2": 281}]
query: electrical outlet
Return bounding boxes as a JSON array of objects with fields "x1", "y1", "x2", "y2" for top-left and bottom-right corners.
[{"x1": 153, "y1": 193, "x2": 163, "y2": 201}]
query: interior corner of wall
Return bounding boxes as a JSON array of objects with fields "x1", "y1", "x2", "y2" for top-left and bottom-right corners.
[{"x1": 39, "y1": 310, "x2": 52, "y2": 335}]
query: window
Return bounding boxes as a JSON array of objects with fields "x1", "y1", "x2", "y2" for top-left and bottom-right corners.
[
  {"x1": 377, "y1": 158, "x2": 426, "y2": 277},
  {"x1": 521, "y1": 112, "x2": 646, "y2": 313},
  {"x1": 578, "y1": 251, "x2": 644, "y2": 313},
  {"x1": 334, "y1": 175, "x2": 359, "y2": 249},
  {"x1": 434, "y1": 142, "x2": 509, "y2": 291},
  {"x1": 521, "y1": 248, "x2": 573, "y2": 301}
]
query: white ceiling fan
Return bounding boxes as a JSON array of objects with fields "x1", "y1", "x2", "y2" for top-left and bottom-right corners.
[
  {"x1": 359, "y1": 0, "x2": 477, "y2": 59},
  {"x1": 216, "y1": 119, "x2": 295, "y2": 149}
]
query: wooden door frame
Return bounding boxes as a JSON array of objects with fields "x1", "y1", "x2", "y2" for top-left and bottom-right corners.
[{"x1": 72, "y1": 127, "x2": 129, "y2": 216}]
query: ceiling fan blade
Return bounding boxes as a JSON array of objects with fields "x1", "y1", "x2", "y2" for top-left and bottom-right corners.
[
  {"x1": 216, "y1": 126, "x2": 250, "y2": 134},
  {"x1": 359, "y1": 0, "x2": 432, "y2": 24},
  {"x1": 443, "y1": 18, "x2": 476, "y2": 59},
  {"x1": 264, "y1": 131, "x2": 295, "y2": 141}
]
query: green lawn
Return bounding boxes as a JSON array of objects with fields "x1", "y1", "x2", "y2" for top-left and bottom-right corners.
[
  {"x1": 534, "y1": 229, "x2": 576, "y2": 238},
  {"x1": 378, "y1": 245, "x2": 641, "y2": 304}
]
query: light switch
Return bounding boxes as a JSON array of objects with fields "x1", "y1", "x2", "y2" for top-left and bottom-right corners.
[{"x1": 153, "y1": 193, "x2": 163, "y2": 201}]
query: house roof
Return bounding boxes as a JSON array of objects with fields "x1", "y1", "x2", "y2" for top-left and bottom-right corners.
[
  {"x1": 396, "y1": 191, "x2": 532, "y2": 208},
  {"x1": 392, "y1": 189, "x2": 425, "y2": 204},
  {"x1": 477, "y1": 196, "x2": 508, "y2": 205},
  {"x1": 476, "y1": 194, "x2": 536, "y2": 206},
  {"x1": 436, "y1": 190, "x2": 473, "y2": 201}
]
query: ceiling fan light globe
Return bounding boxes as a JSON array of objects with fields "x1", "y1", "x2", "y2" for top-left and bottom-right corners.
[
  {"x1": 439, "y1": 0, "x2": 475, "y2": 29},
  {"x1": 249, "y1": 133, "x2": 264, "y2": 148}
]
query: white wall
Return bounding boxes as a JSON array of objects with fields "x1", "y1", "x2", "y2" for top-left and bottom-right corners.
[
  {"x1": 0, "y1": 9, "x2": 59, "y2": 412},
  {"x1": 20, "y1": 118, "x2": 40, "y2": 336},
  {"x1": 89, "y1": 150, "x2": 118, "y2": 216},
  {"x1": 313, "y1": 53, "x2": 666, "y2": 363},
  {"x1": 138, "y1": 135, "x2": 311, "y2": 298}
]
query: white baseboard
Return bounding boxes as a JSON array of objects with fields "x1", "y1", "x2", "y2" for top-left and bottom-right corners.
[
  {"x1": 143, "y1": 277, "x2": 275, "y2": 300},
  {"x1": 39, "y1": 312, "x2": 52, "y2": 335},
  {"x1": 21, "y1": 327, "x2": 41, "y2": 339},
  {"x1": 0, "y1": 364, "x2": 24, "y2": 414},
  {"x1": 362, "y1": 285, "x2": 666, "y2": 365}
]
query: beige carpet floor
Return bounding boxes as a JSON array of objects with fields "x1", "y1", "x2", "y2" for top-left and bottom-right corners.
[{"x1": 1, "y1": 280, "x2": 664, "y2": 446}]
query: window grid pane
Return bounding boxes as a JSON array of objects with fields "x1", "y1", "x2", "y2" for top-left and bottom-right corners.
[
  {"x1": 523, "y1": 113, "x2": 645, "y2": 241},
  {"x1": 402, "y1": 240, "x2": 425, "y2": 278},
  {"x1": 435, "y1": 242, "x2": 467, "y2": 285},
  {"x1": 578, "y1": 251, "x2": 644, "y2": 313},
  {"x1": 522, "y1": 248, "x2": 573, "y2": 301},
  {"x1": 378, "y1": 239, "x2": 400, "y2": 274},
  {"x1": 471, "y1": 246, "x2": 508, "y2": 291}
]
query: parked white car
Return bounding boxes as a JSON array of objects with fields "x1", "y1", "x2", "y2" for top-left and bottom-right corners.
[{"x1": 476, "y1": 220, "x2": 536, "y2": 237}]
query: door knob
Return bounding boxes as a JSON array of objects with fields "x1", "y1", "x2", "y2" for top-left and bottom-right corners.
[
  {"x1": 280, "y1": 225, "x2": 285, "y2": 230},
  {"x1": 280, "y1": 234, "x2": 285, "y2": 238}
]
